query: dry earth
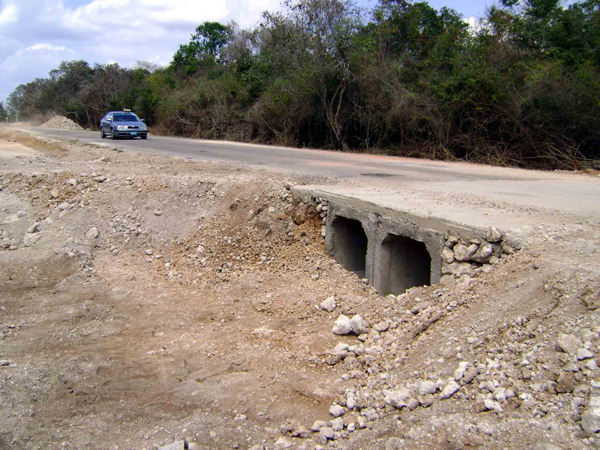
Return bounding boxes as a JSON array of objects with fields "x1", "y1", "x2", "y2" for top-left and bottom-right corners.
[{"x1": 0, "y1": 129, "x2": 599, "y2": 450}]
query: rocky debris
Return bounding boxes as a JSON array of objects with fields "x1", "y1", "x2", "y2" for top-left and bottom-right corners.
[
  {"x1": 350, "y1": 314, "x2": 368, "y2": 334},
  {"x1": 332, "y1": 315, "x2": 352, "y2": 335},
  {"x1": 40, "y1": 115, "x2": 84, "y2": 131},
  {"x1": 320, "y1": 296, "x2": 337, "y2": 312},
  {"x1": 85, "y1": 227, "x2": 99, "y2": 240},
  {"x1": 23, "y1": 233, "x2": 41, "y2": 246},
  {"x1": 556, "y1": 333, "x2": 583, "y2": 355},
  {"x1": 329, "y1": 404, "x2": 345, "y2": 417},
  {"x1": 332, "y1": 314, "x2": 368, "y2": 335},
  {"x1": 582, "y1": 381, "x2": 600, "y2": 433},
  {"x1": 384, "y1": 388, "x2": 415, "y2": 409},
  {"x1": 440, "y1": 380, "x2": 460, "y2": 399},
  {"x1": 441, "y1": 229, "x2": 518, "y2": 274},
  {"x1": 453, "y1": 243, "x2": 478, "y2": 261},
  {"x1": 486, "y1": 227, "x2": 503, "y2": 243},
  {"x1": 454, "y1": 361, "x2": 469, "y2": 381}
]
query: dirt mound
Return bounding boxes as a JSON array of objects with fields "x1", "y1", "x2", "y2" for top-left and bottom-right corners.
[{"x1": 39, "y1": 115, "x2": 84, "y2": 131}]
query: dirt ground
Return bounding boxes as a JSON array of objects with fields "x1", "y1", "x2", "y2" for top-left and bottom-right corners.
[{"x1": 0, "y1": 129, "x2": 599, "y2": 450}]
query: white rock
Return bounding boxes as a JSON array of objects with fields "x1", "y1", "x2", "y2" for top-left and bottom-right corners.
[
  {"x1": 556, "y1": 333, "x2": 583, "y2": 355},
  {"x1": 384, "y1": 388, "x2": 413, "y2": 409},
  {"x1": 332, "y1": 315, "x2": 352, "y2": 335},
  {"x1": 586, "y1": 360, "x2": 599, "y2": 371},
  {"x1": 454, "y1": 243, "x2": 478, "y2": 261},
  {"x1": 441, "y1": 247, "x2": 455, "y2": 264},
  {"x1": 484, "y1": 399, "x2": 504, "y2": 412},
  {"x1": 583, "y1": 382, "x2": 600, "y2": 432},
  {"x1": 350, "y1": 315, "x2": 368, "y2": 335},
  {"x1": 418, "y1": 380, "x2": 437, "y2": 396},
  {"x1": 23, "y1": 233, "x2": 41, "y2": 247},
  {"x1": 440, "y1": 381, "x2": 460, "y2": 399},
  {"x1": 274, "y1": 437, "x2": 293, "y2": 449},
  {"x1": 486, "y1": 227, "x2": 502, "y2": 243},
  {"x1": 320, "y1": 296, "x2": 337, "y2": 312},
  {"x1": 454, "y1": 361, "x2": 469, "y2": 381},
  {"x1": 27, "y1": 222, "x2": 40, "y2": 234},
  {"x1": 577, "y1": 348, "x2": 594, "y2": 360},
  {"x1": 329, "y1": 404, "x2": 345, "y2": 417},
  {"x1": 331, "y1": 417, "x2": 344, "y2": 431},
  {"x1": 319, "y1": 427, "x2": 334, "y2": 440},
  {"x1": 311, "y1": 420, "x2": 330, "y2": 432},
  {"x1": 472, "y1": 243, "x2": 494, "y2": 263},
  {"x1": 85, "y1": 227, "x2": 99, "y2": 239},
  {"x1": 374, "y1": 321, "x2": 389, "y2": 332}
]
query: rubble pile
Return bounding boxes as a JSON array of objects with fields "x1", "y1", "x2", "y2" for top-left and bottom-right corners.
[{"x1": 39, "y1": 115, "x2": 84, "y2": 131}]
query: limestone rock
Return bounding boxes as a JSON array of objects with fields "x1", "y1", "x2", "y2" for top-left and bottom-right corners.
[
  {"x1": 453, "y1": 243, "x2": 478, "y2": 262},
  {"x1": 311, "y1": 420, "x2": 331, "y2": 432},
  {"x1": 85, "y1": 227, "x2": 99, "y2": 240},
  {"x1": 577, "y1": 348, "x2": 594, "y2": 360},
  {"x1": 418, "y1": 380, "x2": 437, "y2": 396},
  {"x1": 582, "y1": 381, "x2": 600, "y2": 433},
  {"x1": 350, "y1": 315, "x2": 368, "y2": 335},
  {"x1": 441, "y1": 247, "x2": 455, "y2": 264},
  {"x1": 486, "y1": 227, "x2": 503, "y2": 243},
  {"x1": 385, "y1": 437, "x2": 405, "y2": 450},
  {"x1": 332, "y1": 315, "x2": 352, "y2": 335},
  {"x1": 384, "y1": 388, "x2": 414, "y2": 409},
  {"x1": 441, "y1": 381, "x2": 460, "y2": 399},
  {"x1": 329, "y1": 404, "x2": 345, "y2": 417},
  {"x1": 23, "y1": 233, "x2": 41, "y2": 247},
  {"x1": 454, "y1": 361, "x2": 469, "y2": 381},
  {"x1": 472, "y1": 243, "x2": 494, "y2": 263},
  {"x1": 556, "y1": 333, "x2": 583, "y2": 355},
  {"x1": 331, "y1": 417, "x2": 344, "y2": 431},
  {"x1": 320, "y1": 296, "x2": 337, "y2": 312}
]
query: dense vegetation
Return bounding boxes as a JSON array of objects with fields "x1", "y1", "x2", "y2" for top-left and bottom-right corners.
[{"x1": 6, "y1": 0, "x2": 600, "y2": 169}]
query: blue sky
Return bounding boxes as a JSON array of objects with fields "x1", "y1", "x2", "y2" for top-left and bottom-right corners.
[{"x1": 0, "y1": 0, "x2": 491, "y2": 105}]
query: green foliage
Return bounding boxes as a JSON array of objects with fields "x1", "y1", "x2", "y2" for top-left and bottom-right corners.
[{"x1": 6, "y1": 0, "x2": 600, "y2": 168}]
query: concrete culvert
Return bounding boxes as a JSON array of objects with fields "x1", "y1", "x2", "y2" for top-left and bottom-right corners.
[
  {"x1": 379, "y1": 234, "x2": 431, "y2": 295},
  {"x1": 331, "y1": 216, "x2": 368, "y2": 278}
]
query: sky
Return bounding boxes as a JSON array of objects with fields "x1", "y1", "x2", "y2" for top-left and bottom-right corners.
[{"x1": 0, "y1": 0, "x2": 490, "y2": 105}]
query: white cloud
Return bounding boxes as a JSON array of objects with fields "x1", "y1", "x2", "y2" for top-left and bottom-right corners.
[
  {"x1": 17, "y1": 43, "x2": 72, "y2": 55},
  {"x1": 0, "y1": 4, "x2": 17, "y2": 26},
  {"x1": 0, "y1": 0, "x2": 281, "y2": 102}
]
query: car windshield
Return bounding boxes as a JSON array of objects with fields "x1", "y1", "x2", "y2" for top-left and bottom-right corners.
[{"x1": 113, "y1": 114, "x2": 139, "y2": 122}]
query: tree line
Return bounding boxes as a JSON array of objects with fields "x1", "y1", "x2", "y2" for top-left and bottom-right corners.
[{"x1": 6, "y1": 0, "x2": 600, "y2": 169}]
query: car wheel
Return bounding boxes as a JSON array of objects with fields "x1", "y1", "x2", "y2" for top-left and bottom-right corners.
[
  {"x1": 111, "y1": 128, "x2": 117, "y2": 140},
  {"x1": 141, "y1": 135, "x2": 147, "y2": 140},
  {"x1": 100, "y1": 128, "x2": 106, "y2": 139}
]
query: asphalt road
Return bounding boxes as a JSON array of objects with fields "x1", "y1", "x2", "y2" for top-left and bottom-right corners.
[{"x1": 12, "y1": 126, "x2": 600, "y2": 221}]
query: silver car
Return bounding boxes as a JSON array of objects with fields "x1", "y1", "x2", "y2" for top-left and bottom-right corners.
[{"x1": 100, "y1": 110, "x2": 148, "y2": 140}]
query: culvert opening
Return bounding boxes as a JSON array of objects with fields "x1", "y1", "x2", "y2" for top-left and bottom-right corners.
[
  {"x1": 380, "y1": 234, "x2": 431, "y2": 295},
  {"x1": 331, "y1": 216, "x2": 368, "y2": 278}
]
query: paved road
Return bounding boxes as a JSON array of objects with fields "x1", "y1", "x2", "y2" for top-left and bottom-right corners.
[{"x1": 13, "y1": 126, "x2": 600, "y2": 223}]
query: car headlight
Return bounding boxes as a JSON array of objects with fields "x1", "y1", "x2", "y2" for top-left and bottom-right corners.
[
  {"x1": 117, "y1": 126, "x2": 128, "y2": 130},
  {"x1": 139, "y1": 125, "x2": 147, "y2": 130}
]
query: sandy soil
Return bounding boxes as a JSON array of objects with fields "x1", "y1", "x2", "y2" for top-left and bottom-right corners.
[{"x1": 0, "y1": 129, "x2": 599, "y2": 450}]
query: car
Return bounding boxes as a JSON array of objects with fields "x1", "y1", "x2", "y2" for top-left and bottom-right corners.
[{"x1": 100, "y1": 110, "x2": 148, "y2": 140}]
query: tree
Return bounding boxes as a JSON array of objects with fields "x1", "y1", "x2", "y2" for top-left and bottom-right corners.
[{"x1": 171, "y1": 22, "x2": 233, "y2": 76}]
